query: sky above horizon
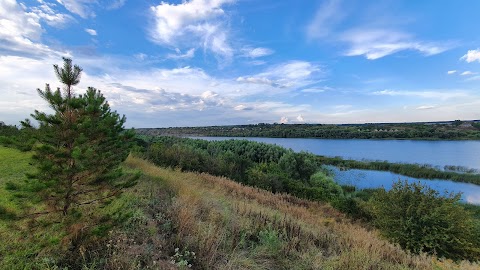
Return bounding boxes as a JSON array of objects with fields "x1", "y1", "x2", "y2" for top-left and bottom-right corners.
[{"x1": 1, "y1": 0, "x2": 480, "y2": 128}]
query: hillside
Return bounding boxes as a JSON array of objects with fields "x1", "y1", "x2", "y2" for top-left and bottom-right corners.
[{"x1": 1, "y1": 146, "x2": 478, "y2": 269}]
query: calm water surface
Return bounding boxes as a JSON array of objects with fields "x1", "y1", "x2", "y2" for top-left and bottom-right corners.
[
  {"x1": 195, "y1": 137, "x2": 480, "y2": 204},
  {"x1": 196, "y1": 137, "x2": 480, "y2": 170}
]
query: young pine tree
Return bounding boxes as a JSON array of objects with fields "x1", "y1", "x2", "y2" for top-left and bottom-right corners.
[{"x1": 27, "y1": 57, "x2": 136, "y2": 216}]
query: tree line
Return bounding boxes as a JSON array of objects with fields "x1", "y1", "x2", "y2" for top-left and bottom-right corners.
[{"x1": 136, "y1": 121, "x2": 480, "y2": 140}]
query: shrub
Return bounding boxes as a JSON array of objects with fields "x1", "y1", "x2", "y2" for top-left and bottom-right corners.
[{"x1": 366, "y1": 180, "x2": 480, "y2": 261}]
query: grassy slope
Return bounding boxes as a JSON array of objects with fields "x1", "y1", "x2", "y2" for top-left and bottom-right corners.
[
  {"x1": 124, "y1": 156, "x2": 478, "y2": 270},
  {"x1": 0, "y1": 146, "x2": 478, "y2": 269}
]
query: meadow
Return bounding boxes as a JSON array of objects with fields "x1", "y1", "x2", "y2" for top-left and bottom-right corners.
[{"x1": 1, "y1": 145, "x2": 479, "y2": 269}]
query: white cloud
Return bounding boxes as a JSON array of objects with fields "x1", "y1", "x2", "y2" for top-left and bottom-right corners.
[
  {"x1": 466, "y1": 75, "x2": 480, "y2": 81},
  {"x1": 305, "y1": 1, "x2": 451, "y2": 60},
  {"x1": 85, "y1": 28, "x2": 97, "y2": 36},
  {"x1": 447, "y1": 70, "x2": 456, "y2": 75},
  {"x1": 234, "y1": 104, "x2": 248, "y2": 111},
  {"x1": 461, "y1": 49, "x2": 480, "y2": 63},
  {"x1": 56, "y1": 0, "x2": 97, "y2": 18},
  {"x1": 0, "y1": 0, "x2": 67, "y2": 58},
  {"x1": 134, "y1": 53, "x2": 147, "y2": 61},
  {"x1": 167, "y1": 48, "x2": 196, "y2": 59},
  {"x1": 149, "y1": 0, "x2": 235, "y2": 61},
  {"x1": 248, "y1": 60, "x2": 266, "y2": 66},
  {"x1": 341, "y1": 29, "x2": 449, "y2": 60},
  {"x1": 280, "y1": 116, "x2": 289, "y2": 124},
  {"x1": 416, "y1": 105, "x2": 436, "y2": 110},
  {"x1": 461, "y1": 71, "x2": 476, "y2": 76},
  {"x1": 31, "y1": 0, "x2": 74, "y2": 28},
  {"x1": 296, "y1": 114, "x2": 305, "y2": 122},
  {"x1": 242, "y1": 47, "x2": 274, "y2": 58},
  {"x1": 107, "y1": 0, "x2": 127, "y2": 10},
  {"x1": 333, "y1": 104, "x2": 352, "y2": 111},
  {"x1": 306, "y1": 0, "x2": 344, "y2": 40},
  {"x1": 301, "y1": 87, "x2": 331, "y2": 93},
  {"x1": 236, "y1": 77, "x2": 281, "y2": 87},
  {"x1": 373, "y1": 89, "x2": 468, "y2": 100},
  {"x1": 236, "y1": 61, "x2": 321, "y2": 89}
]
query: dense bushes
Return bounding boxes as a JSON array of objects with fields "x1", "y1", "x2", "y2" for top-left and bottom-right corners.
[
  {"x1": 140, "y1": 137, "x2": 348, "y2": 203},
  {"x1": 0, "y1": 124, "x2": 35, "y2": 151},
  {"x1": 365, "y1": 181, "x2": 480, "y2": 261}
]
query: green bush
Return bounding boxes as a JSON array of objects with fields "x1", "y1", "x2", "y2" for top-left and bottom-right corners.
[
  {"x1": 308, "y1": 171, "x2": 343, "y2": 201},
  {"x1": 366, "y1": 180, "x2": 480, "y2": 261}
]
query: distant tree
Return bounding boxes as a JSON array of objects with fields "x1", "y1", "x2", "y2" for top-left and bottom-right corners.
[
  {"x1": 453, "y1": 119, "x2": 463, "y2": 127},
  {"x1": 26, "y1": 58, "x2": 136, "y2": 216},
  {"x1": 366, "y1": 180, "x2": 480, "y2": 261}
]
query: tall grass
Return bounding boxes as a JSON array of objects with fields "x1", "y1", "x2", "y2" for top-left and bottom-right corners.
[{"x1": 126, "y1": 156, "x2": 479, "y2": 269}]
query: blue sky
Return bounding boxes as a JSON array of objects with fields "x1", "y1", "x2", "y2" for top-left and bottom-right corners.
[{"x1": 1, "y1": 0, "x2": 480, "y2": 128}]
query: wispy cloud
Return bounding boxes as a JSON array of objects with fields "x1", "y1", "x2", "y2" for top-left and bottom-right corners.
[
  {"x1": 305, "y1": 1, "x2": 451, "y2": 60},
  {"x1": 306, "y1": 0, "x2": 344, "y2": 40},
  {"x1": 447, "y1": 70, "x2": 457, "y2": 75},
  {"x1": 241, "y1": 47, "x2": 274, "y2": 58},
  {"x1": 341, "y1": 29, "x2": 449, "y2": 60},
  {"x1": 465, "y1": 75, "x2": 480, "y2": 81},
  {"x1": 461, "y1": 71, "x2": 476, "y2": 76},
  {"x1": 236, "y1": 61, "x2": 322, "y2": 89},
  {"x1": 106, "y1": 0, "x2": 127, "y2": 10},
  {"x1": 149, "y1": 0, "x2": 235, "y2": 62},
  {"x1": 57, "y1": 0, "x2": 97, "y2": 18},
  {"x1": 167, "y1": 48, "x2": 196, "y2": 59},
  {"x1": 373, "y1": 89, "x2": 468, "y2": 100},
  {"x1": 85, "y1": 28, "x2": 97, "y2": 36},
  {"x1": 461, "y1": 49, "x2": 480, "y2": 63},
  {"x1": 416, "y1": 105, "x2": 436, "y2": 110}
]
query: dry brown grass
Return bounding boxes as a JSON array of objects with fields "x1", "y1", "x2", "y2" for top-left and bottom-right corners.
[{"x1": 125, "y1": 156, "x2": 479, "y2": 270}]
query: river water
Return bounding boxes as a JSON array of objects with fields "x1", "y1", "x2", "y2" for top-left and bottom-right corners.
[{"x1": 194, "y1": 137, "x2": 480, "y2": 205}]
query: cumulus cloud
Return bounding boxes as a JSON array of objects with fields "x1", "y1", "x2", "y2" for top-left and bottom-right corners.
[
  {"x1": 296, "y1": 114, "x2": 305, "y2": 122},
  {"x1": 31, "y1": 0, "x2": 74, "y2": 27},
  {"x1": 461, "y1": 49, "x2": 480, "y2": 63},
  {"x1": 447, "y1": 70, "x2": 456, "y2": 75},
  {"x1": 280, "y1": 116, "x2": 289, "y2": 124},
  {"x1": 85, "y1": 28, "x2": 97, "y2": 36},
  {"x1": 149, "y1": 0, "x2": 235, "y2": 61},
  {"x1": 0, "y1": 0, "x2": 68, "y2": 58}
]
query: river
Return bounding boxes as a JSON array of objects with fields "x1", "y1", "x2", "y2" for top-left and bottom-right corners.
[{"x1": 193, "y1": 137, "x2": 480, "y2": 205}]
